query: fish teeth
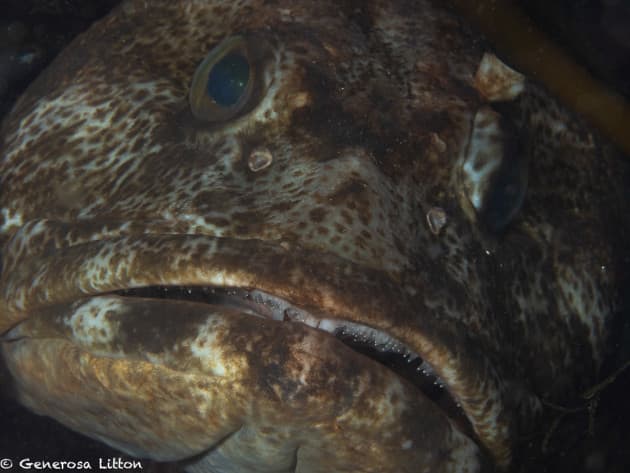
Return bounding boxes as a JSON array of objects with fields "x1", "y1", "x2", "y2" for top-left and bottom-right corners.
[
  {"x1": 316, "y1": 319, "x2": 417, "y2": 358},
  {"x1": 245, "y1": 290, "x2": 422, "y2": 360},
  {"x1": 117, "y1": 286, "x2": 452, "y2": 389}
]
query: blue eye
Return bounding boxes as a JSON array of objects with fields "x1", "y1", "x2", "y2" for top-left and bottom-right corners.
[
  {"x1": 206, "y1": 53, "x2": 250, "y2": 107},
  {"x1": 189, "y1": 36, "x2": 256, "y2": 122}
]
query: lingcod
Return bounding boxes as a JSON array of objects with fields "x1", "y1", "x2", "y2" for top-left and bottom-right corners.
[{"x1": 0, "y1": 1, "x2": 628, "y2": 472}]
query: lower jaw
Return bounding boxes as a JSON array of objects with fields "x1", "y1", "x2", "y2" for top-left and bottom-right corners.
[
  {"x1": 1, "y1": 295, "x2": 484, "y2": 473},
  {"x1": 116, "y1": 284, "x2": 471, "y2": 429}
]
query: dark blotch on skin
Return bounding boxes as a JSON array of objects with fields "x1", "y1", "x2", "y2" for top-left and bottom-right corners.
[{"x1": 309, "y1": 207, "x2": 327, "y2": 223}]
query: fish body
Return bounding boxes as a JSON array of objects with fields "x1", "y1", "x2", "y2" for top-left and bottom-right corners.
[{"x1": 0, "y1": 1, "x2": 627, "y2": 472}]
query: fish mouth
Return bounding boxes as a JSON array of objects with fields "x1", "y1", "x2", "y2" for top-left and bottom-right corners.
[
  {"x1": 1, "y1": 230, "x2": 505, "y2": 471},
  {"x1": 115, "y1": 284, "x2": 473, "y2": 435}
]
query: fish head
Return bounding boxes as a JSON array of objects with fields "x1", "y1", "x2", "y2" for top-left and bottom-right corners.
[{"x1": 0, "y1": 1, "x2": 626, "y2": 472}]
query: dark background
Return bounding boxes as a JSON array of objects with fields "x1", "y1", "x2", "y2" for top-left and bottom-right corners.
[{"x1": 1, "y1": 1, "x2": 629, "y2": 472}]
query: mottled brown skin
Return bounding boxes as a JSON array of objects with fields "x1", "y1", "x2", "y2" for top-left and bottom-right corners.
[{"x1": 0, "y1": 1, "x2": 627, "y2": 472}]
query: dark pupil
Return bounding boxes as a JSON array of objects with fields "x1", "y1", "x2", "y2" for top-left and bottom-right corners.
[{"x1": 206, "y1": 53, "x2": 250, "y2": 107}]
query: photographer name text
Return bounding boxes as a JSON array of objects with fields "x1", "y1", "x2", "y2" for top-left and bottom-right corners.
[{"x1": 0, "y1": 457, "x2": 143, "y2": 470}]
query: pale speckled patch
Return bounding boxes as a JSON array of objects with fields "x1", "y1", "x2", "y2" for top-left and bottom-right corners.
[
  {"x1": 63, "y1": 297, "x2": 123, "y2": 346},
  {"x1": 189, "y1": 318, "x2": 234, "y2": 377},
  {"x1": 556, "y1": 264, "x2": 610, "y2": 361}
]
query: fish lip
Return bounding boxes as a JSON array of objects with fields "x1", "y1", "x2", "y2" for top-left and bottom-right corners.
[
  {"x1": 1, "y1": 230, "x2": 511, "y2": 465},
  {"x1": 113, "y1": 284, "x2": 473, "y2": 435}
]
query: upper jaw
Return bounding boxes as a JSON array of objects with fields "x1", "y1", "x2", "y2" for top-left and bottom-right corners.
[{"x1": 0, "y1": 223, "x2": 513, "y2": 469}]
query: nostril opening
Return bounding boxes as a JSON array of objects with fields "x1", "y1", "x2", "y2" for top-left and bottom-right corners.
[{"x1": 248, "y1": 147, "x2": 273, "y2": 172}]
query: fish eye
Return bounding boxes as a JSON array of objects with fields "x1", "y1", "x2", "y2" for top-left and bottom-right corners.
[
  {"x1": 206, "y1": 53, "x2": 250, "y2": 107},
  {"x1": 189, "y1": 36, "x2": 256, "y2": 122},
  {"x1": 459, "y1": 107, "x2": 528, "y2": 232}
]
